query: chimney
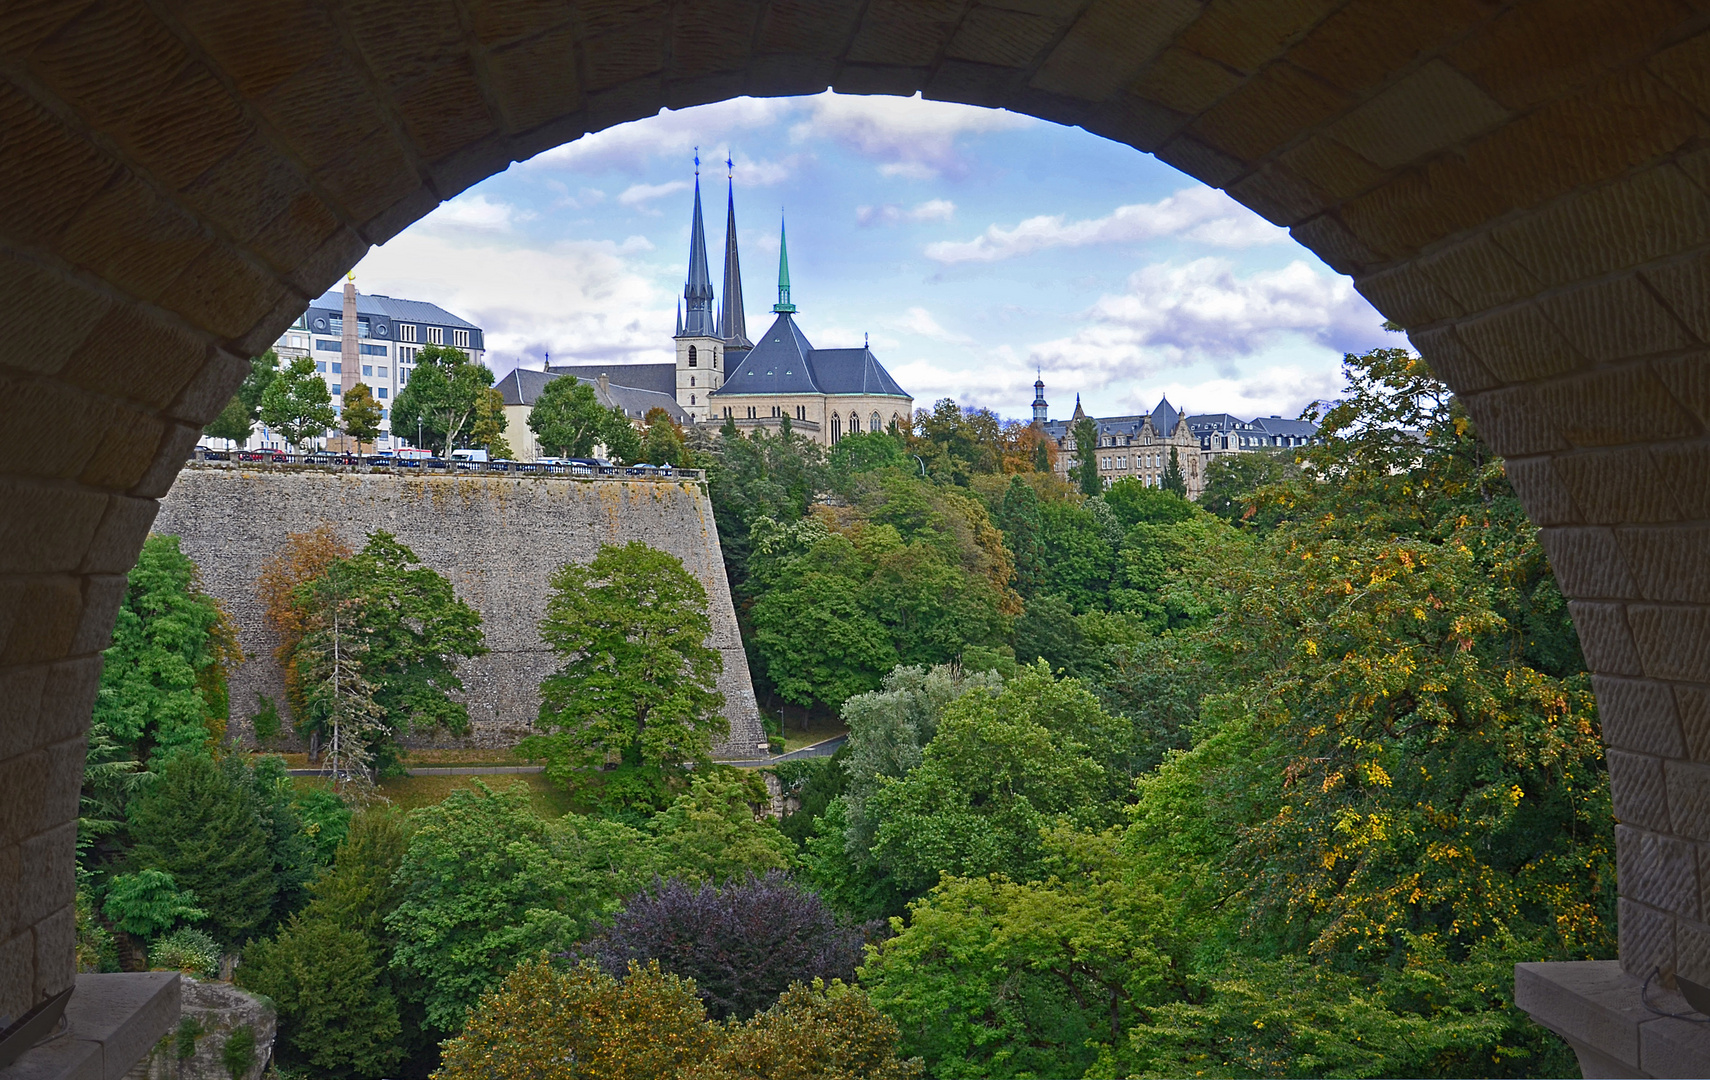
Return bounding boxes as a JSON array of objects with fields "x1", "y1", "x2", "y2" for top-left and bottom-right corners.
[{"x1": 598, "y1": 373, "x2": 610, "y2": 394}]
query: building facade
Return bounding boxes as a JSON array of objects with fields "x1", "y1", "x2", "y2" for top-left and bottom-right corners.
[
  {"x1": 1033, "y1": 381, "x2": 1323, "y2": 498},
  {"x1": 1041, "y1": 395, "x2": 1207, "y2": 498},
  {"x1": 214, "y1": 280, "x2": 485, "y2": 451},
  {"x1": 707, "y1": 217, "x2": 913, "y2": 445},
  {"x1": 495, "y1": 368, "x2": 689, "y2": 462}
]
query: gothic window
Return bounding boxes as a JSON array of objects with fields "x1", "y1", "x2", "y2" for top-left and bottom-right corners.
[
  {"x1": 849, "y1": 413, "x2": 861, "y2": 433},
  {"x1": 871, "y1": 412, "x2": 882, "y2": 431},
  {"x1": 691, "y1": 395, "x2": 696, "y2": 405},
  {"x1": 688, "y1": 345, "x2": 698, "y2": 367},
  {"x1": 689, "y1": 376, "x2": 695, "y2": 386},
  {"x1": 831, "y1": 415, "x2": 841, "y2": 442}
]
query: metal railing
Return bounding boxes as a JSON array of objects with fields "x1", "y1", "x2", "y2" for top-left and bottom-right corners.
[{"x1": 187, "y1": 450, "x2": 703, "y2": 482}]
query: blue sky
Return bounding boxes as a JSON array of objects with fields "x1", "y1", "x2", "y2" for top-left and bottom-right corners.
[{"x1": 352, "y1": 93, "x2": 1391, "y2": 423}]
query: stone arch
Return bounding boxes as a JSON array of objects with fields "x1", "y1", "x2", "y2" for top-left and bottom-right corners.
[{"x1": 6, "y1": 3, "x2": 1710, "y2": 1069}]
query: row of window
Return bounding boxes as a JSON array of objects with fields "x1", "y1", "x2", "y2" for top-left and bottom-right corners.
[
  {"x1": 717, "y1": 407, "x2": 895, "y2": 434},
  {"x1": 292, "y1": 315, "x2": 470, "y2": 349}
]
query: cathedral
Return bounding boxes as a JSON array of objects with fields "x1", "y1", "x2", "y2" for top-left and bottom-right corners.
[{"x1": 569, "y1": 167, "x2": 914, "y2": 447}]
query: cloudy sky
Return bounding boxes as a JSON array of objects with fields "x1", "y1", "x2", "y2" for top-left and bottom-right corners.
[{"x1": 351, "y1": 92, "x2": 1391, "y2": 423}]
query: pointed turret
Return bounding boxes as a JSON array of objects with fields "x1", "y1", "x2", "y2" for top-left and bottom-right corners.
[
  {"x1": 774, "y1": 215, "x2": 796, "y2": 314},
  {"x1": 719, "y1": 176, "x2": 752, "y2": 348},
  {"x1": 680, "y1": 175, "x2": 716, "y2": 337},
  {"x1": 1032, "y1": 373, "x2": 1048, "y2": 425}
]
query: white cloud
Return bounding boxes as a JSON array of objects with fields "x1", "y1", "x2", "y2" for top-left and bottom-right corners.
[
  {"x1": 793, "y1": 92, "x2": 1031, "y2": 180},
  {"x1": 856, "y1": 199, "x2": 957, "y2": 227},
  {"x1": 897, "y1": 306, "x2": 973, "y2": 346},
  {"x1": 419, "y1": 194, "x2": 531, "y2": 232},
  {"x1": 525, "y1": 98, "x2": 798, "y2": 175},
  {"x1": 352, "y1": 229, "x2": 673, "y2": 368},
  {"x1": 925, "y1": 187, "x2": 1287, "y2": 264},
  {"x1": 618, "y1": 180, "x2": 691, "y2": 206},
  {"x1": 1027, "y1": 258, "x2": 1387, "y2": 386},
  {"x1": 1123, "y1": 366, "x2": 1344, "y2": 422}
]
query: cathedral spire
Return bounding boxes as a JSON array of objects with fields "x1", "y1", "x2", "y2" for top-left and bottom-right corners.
[
  {"x1": 773, "y1": 213, "x2": 796, "y2": 314},
  {"x1": 718, "y1": 164, "x2": 751, "y2": 347},
  {"x1": 680, "y1": 156, "x2": 716, "y2": 338}
]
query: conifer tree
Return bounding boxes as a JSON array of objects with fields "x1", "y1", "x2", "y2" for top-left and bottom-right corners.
[
  {"x1": 1161, "y1": 446, "x2": 1187, "y2": 496},
  {"x1": 1071, "y1": 415, "x2": 1102, "y2": 497},
  {"x1": 127, "y1": 752, "x2": 276, "y2": 946}
]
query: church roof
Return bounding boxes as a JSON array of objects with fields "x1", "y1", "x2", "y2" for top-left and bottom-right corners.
[
  {"x1": 718, "y1": 179, "x2": 751, "y2": 348},
  {"x1": 496, "y1": 366, "x2": 688, "y2": 423},
  {"x1": 541, "y1": 362, "x2": 675, "y2": 398},
  {"x1": 710, "y1": 312, "x2": 909, "y2": 399},
  {"x1": 679, "y1": 177, "x2": 716, "y2": 337}
]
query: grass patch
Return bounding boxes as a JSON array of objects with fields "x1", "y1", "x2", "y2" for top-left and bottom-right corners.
[
  {"x1": 260, "y1": 746, "x2": 532, "y2": 770},
  {"x1": 291, "y1": 773, "x2": 575, "y2": 817}
]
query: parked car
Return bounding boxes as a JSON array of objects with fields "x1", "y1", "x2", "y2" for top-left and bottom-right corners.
[{"x1": 198, "y1": 450, "x2": 230, "y2": 461}]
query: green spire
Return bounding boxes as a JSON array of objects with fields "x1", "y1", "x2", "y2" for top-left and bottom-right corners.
[{"x1": 774, "y1": 214, "x2": 796, "y2": 314}]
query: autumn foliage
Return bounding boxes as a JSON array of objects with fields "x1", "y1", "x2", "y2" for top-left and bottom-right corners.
[
  {"x1": 434, "y1": 956, "x2": 920, "y2": 1080},
  {"x1": 256, "y1": 524, "x2": 352, "y2": 715}
]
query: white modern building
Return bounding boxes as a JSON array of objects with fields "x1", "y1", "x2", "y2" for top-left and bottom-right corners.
[{"x1": 208, "y1": 281, "x2": 484, "y2": 451}]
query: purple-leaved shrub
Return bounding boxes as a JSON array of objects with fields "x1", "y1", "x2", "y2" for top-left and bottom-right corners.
[{"x1": 579, "y1": 872, "x2": 873, "y2": 1020}]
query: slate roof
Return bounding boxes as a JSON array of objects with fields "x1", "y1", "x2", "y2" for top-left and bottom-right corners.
[
  {"x1": 309, "y1": 291, "x2": 479, "y2": 329},
  {"x1": 496, "y1": 367, "x2": 688, "y2": 424},
  {"x1": 542, "y1": 362, "x2": 676, "y2": 398},
  {"x1": 710, "y1": 313, "x2": 909, "y2": 399},
  {"x1": 1250, "y1": 415, "x2": 1320, "y2": 439}
]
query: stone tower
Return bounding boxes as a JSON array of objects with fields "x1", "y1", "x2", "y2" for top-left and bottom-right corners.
[
  {"x1": 675, "y1": 165, "x2": 724, "y2": 421},
  {"x1": 1032, "y1": 374, "x2": 1048, "y2": 424}
]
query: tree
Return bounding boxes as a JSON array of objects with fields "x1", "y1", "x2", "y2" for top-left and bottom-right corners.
[
  {"x1": 994, "y1": 476, "x2": 1045, "y2": 598},
  {"x1": 259, "y1": 355, "x2": 336, "y2": 450},
  {"x1": 529, "y1": 377, "x2": 608, "y2": 457},
  {"x1": 865, "y1": 664, "x2": 1124, "y2": 894},
  {"x1": 643, "y1": 407, "x2": 689, "y2": 466},
  {"x1": 204, "y1": 350, "x2": 280, "y2": 446},
  {"x1": 701, "y1": 979, "x2": 924, "y2": 1080},
  {"x1": 1197, "y1": 448, "x2": 1298, "y2": 530},
  {"x1": 437, "y1": 957, "x2": 921, "y2": 1080},
  {"x1": 601, "y1": 408, "x2": 643, "y2": 464},
  {"x1": 1103, "y1": 475, "x2": 1195, "y2": 528},
  {"x1": 101, "y1": 869, "x2": 205, "y2": 939},
  {"x1": 341, "y1": 382, "x2": 383, "y2": 455},
  {"x1": 644, "y1": 771, "x2": 799, "y2": 884},
  {"x1": 470, "y1": 384, "x2": 513, "y2": 459},
  {"x1": 521, "y1": 543, "x2": 725, "y2": 805},
  {"x1": 436, "y1": 958, "x2": 719, "y2": 1080},
  {"x1": 581, "y1": 872, "x2": 866, "y2": 1020},
  {"x1": 860, "y1": 831, "x2": 1179, "y2": 1080},
  {"x1": 386, "y1": 783, "x2": 647, "y2": 1030},
  {"x1": 1161, "y1": 445, "x2": 1186, "y2": 495},
  {"x1": 127, "y1": 752, "x2": 277, "y2": 947},
  {"x1": 94, "y1": 534, "x2": 241, "y2": 763},
  {"x1": 388, "y1": 343, "x2": 493, "y2": 456},
  {"x1": 256, "y1": 525, "x2": 353, "y2": 730},
  {"x1": 286, "y1": 531, "x2": 487, "y2": 776},
  {"x1": 238, "y1": 811, "x2": 412, "y2": 1078},
  {"x1": 1070, "y1": 415, "x2": 1102, "y2": 497}
]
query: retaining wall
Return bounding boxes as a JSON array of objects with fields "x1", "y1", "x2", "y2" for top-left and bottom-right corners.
[{"x1": 153, "y1": 467, "x2": 763, "y2": 759}]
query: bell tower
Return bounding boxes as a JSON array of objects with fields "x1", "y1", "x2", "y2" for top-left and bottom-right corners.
[{"x1": 675, "y1": 151, "x2": 724, "y2": 421}]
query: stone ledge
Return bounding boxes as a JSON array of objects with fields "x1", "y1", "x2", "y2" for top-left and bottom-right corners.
[
  {"x1": 1516, "y1": 960, "x2": 1710, "y2": 1078},
  {"x1": 0, "y1": 974, "x2": 179, "y2": 1080}
]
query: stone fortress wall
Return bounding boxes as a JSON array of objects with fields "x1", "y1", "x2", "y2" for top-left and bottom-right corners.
[{"x1": 154, "y1": 467, "x2": 764, "y2": 759}]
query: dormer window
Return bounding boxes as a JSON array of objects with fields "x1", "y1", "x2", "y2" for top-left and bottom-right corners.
[{"x1": 688, "y1": 346, "x2": 698, "y2": 367}]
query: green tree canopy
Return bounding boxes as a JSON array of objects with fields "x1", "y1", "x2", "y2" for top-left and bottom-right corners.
[
  {"x1": 259, "y1": 355, "x2": 336, "y2": 450},
  {"x1": 389, "y1": 343, "x2": 493, "y2": 455},
  {"x1": 1070, "y1": 415, "x2": 1102, "y2": 497},
  {"x1": 204, "y1": 350, "x2": 280, "y2": 446},
  {"x1": 641, "y1": 407, "x2": 689, "y2": 466},
  {"x1": 341, "y1": 382, "x2": 383, "y2": 452},
  {"x1": 521, "y1": 542, "x2": 726, "y2": 806},
  {"x1": 528, "y1": 377, "x2": 609, "y2": 457},
  {"x1": 238, "y1": 811, "x2": 412, "y2": 1077},
  {"x1": 385, "y1": 783, "x2": 648, "y2": 1030},
  {"x1": 865, "y1": 664, "x2": 1125, "y2": 894},
  {"x1": 127, "y1": 753, "x2": 278, "y2": 946},
  {"x1": 94, "y1": 534, "x2": 239, "y2": 763},
  {"x1": 284, "y1": 531, "x2": 488, "y2": 776}
]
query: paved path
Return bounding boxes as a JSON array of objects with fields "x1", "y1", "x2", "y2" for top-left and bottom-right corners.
[{"x1": 283, "y1": 735, "x2": 848, "y2": 779}]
